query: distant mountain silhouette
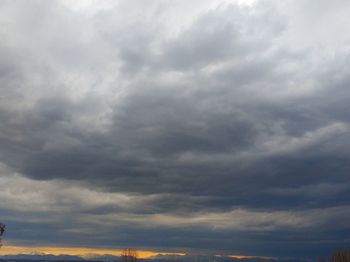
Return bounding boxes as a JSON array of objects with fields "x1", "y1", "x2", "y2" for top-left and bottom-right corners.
[
  {"x1": 0, "y1": 253, "x2": 309, "y2": 262},
  {"x1": 0, "y1": 253, "x2": 83, "y2": 261}
]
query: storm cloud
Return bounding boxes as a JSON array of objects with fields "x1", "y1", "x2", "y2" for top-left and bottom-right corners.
[{"x1": 1, "y1": 0, "x2": 350, "y2": 259}]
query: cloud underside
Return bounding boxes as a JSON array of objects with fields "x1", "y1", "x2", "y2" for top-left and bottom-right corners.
[{"x1": 1, "y1": 0, "x2": 350, "y2": 258}]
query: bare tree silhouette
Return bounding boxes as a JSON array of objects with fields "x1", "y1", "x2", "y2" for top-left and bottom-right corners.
[
  {"x1": 330, "y1": 250, "x2": 350, "y2": 262},
  {"x1": 0, "y1": 223, "x2": 5, "y2": 248},
  {"x1": 319, "y1": 250, "x2": 350, "y2": 262},
  {"x1": 121, "y1": 248, "x2": 138, "y2": 262}
]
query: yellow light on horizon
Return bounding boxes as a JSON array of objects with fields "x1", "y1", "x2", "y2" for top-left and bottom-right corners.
[
  {"x1": 229, "y1": 255, "x2": 276, "y2": 259},
  {"x1": 0, "y1": 245, "x2": 271, "y2": 260},
  {"x1": 0, "y1": 245, "x2": 185, "y2": 259}
]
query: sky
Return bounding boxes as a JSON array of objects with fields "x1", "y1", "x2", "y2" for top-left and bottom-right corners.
[{"x1": 0, "y1": 0, "x2": 350, "y2": 259}]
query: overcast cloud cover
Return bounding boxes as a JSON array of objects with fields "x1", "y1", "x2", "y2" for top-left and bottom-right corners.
[{"x1": 1, "y1": 0, "x2": 350, "y2": 259}]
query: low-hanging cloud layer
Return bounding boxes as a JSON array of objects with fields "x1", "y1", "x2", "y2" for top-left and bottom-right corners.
[{"x1": 1, "y1": 0, "x2": 350, "y2": 259}]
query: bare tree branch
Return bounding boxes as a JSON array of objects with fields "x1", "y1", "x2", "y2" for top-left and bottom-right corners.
[{"x1": 0, "y1": 223, "x2": 5, "y2": 249}]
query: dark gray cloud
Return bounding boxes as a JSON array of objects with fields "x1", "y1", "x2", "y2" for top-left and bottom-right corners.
[{"x1": 0, "y1": 0, "x2": 350, "y2": 259}]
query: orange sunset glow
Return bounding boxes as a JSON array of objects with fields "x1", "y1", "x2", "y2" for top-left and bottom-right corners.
[
  {"x1": 0, "y1": 245, "x2": 185, "y2": 259},
  {"x1": 229, "y1": 255, "x2": 276, "y2": 260}
]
